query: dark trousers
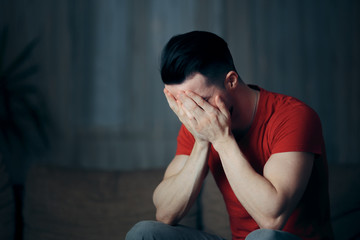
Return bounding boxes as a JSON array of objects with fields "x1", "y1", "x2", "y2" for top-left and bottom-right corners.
[{"x1": 126, "y1": 220, "x2": 302, "y2": 240}]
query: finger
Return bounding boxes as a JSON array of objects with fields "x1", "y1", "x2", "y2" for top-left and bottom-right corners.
[
  {"x1": 176, "y1": 97, "x2": 194, "y2": 120},
  {"x1": 164, "y1": 88, "x2": 179, "y2": 113},
  {"x1": 179, "y1": 100, "x2": 198, "y2": 126},
  {"x1": 178, "y1": 92, "x2": 204, "y2": 119},
  {"x1": 176, "y1": 99, "x2": 185, "y2": 116},
  {"x1": 216, "y1": 96, "x2": 230, "y2": 118},
  {"x1": 185, "y1": 90, "x2": 216, "y2": 113},
  {"x1": 176, "y1": 99, "x2": 192, "y2": 121},
  {"x1": 176, "y1": 99, "x2": 197, "y2": 127},
  {"x1": 180, "y1": 100, "x2": 196, "y2": 120}
]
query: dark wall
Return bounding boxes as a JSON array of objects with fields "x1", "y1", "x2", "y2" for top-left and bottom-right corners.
[
  {"x1": 225, "y1": 1, "x2": 360, "y2": 164},
  {"x1": 0, "y1": 0, "x2": 359, "y2": 183}
]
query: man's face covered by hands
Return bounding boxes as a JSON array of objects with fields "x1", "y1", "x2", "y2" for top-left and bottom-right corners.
[{"x1": 164, "y1": 73, "x2": 233, "y2": 145}]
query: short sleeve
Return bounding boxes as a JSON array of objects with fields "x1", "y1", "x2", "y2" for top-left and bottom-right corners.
[
  {"x1": 176, "y1": 124, "x2": 195, "y2": 156},
  {"x1": 270, "y1": 104, "x2": 324, "y2": 156}
]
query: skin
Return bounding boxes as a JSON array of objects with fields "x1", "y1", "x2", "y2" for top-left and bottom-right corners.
[{"x1": 153, "y1": 71, "x2": 314, "y2": 230}]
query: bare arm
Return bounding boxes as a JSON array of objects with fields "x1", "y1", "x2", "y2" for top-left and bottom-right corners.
[
  {"x1": 178, "y1": 90, "x2": 314, "y2": 229},
  {"x1": 214, "y1": 136, "x2": 314, "y2": 229},
  {"x1": 153, "y1": 141, "x2": 209, "y2": 225},
  {"x1": 153, "y1": 89, "x2": 211, "y2": 225}
]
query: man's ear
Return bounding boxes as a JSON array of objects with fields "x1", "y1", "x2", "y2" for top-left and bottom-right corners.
[{"x1": 224, "y1": 71, "x2": 239, "y2": 90}]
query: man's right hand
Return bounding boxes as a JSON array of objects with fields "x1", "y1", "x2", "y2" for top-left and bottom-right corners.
[
  {"x1": 153, "y1": 88, "x2": 211, "y2": 225},
  {"x1": 164, "y1": 88, "x2": 209, "y2": 145}
]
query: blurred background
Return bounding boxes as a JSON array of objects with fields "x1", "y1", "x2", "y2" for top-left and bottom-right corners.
[
  {"x1": 0, "y1": 1, "x2": 359, "y2": 239},
  {"x1": 0, "y1": 0, "x2": 359, "y2": 184}
]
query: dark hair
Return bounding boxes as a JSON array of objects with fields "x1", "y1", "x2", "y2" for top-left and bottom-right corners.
[{"x1": 160, "y1": 31, "x2": 238, "y2": 86}]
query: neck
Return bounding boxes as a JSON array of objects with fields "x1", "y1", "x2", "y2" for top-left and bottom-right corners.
[{"x1": 230, "y1": 84, "x2": 259, "y2": 136}]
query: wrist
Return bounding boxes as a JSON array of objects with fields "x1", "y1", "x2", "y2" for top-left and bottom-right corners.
[
  {"x1": 212, "y1": 134, "x2": 235, "y2": 151},
  {"x1": 194, "y1": 139, "x2": 211, "y2": 149}
]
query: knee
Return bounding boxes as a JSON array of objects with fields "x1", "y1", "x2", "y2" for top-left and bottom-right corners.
[
  {"x1": 125, "y1": 220, "x2": 164, "y2": 240},
  {"x1": 245, "y1": 229, "x2": 301, "y2": 240},
  {"x1": 246, "y1": 229, "x2": 276, "y2": 240}
]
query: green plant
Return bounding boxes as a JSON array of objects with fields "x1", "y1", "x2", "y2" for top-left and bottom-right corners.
[{"x1": 0, "y1": 26, "x2": 50, "y2": 153}]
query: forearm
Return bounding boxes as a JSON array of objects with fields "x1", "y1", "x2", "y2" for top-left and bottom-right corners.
[
  {"x1": 213, "y1": 137, "x2": 288, "y2": 229},
  {"x1": 153, "y1": 141, "x2": 210, "y2": 225}
]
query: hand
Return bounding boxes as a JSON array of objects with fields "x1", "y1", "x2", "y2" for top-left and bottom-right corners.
[
  {"x1": 164, "y1": 88, "x2": 232, "y2": 145},
  {"x1": 164, "y1": 88, "x2": 206, "y2": 143}
]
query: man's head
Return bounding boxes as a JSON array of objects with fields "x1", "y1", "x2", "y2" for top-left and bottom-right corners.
[
  {"x1": 160, "y1": 31, "x2": 238, "y2": 88},
  {"x1": 161, "y1": 31, "x2": 256, "y2": 131}
]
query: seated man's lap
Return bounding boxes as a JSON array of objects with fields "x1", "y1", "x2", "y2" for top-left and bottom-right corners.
[
  {"x1": 125, "y1": 220, "x2": 225, "y2": 240},
  {"x1": 245, "y1": 229, "x2": 302, "y2": 240},
  {"x1": 126, "y1": 221, "x2": 301, "y2": 240}
]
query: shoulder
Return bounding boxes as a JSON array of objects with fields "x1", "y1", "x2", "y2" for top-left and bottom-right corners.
[
  {"x1": 259, "y1": 89, "x2": 323, "y2": 155},
  {"x1": 260, "y1": 89, "x2": 321, "y2": 129},
  {"x1": 275, "y1": 96, "x2": 321, "y2": 132}
]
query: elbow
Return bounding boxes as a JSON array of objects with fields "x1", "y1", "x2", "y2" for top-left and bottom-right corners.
[
  {"x1": 155, "y1": 209, "x2": 178, "y2": 225},
  {"x1": 258, "y1": 215, "x2": 287, "y2": 230},
  {"x1": 153, "y1": 197, "x2": 179, "y2": 225},
  {"x1": 257, "y1": 200, "x2": 290, "y2": 230}
]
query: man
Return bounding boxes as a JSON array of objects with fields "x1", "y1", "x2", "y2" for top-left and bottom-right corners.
[{"x1": 126, "y1": 31, "x2": 333, "y2": 240}]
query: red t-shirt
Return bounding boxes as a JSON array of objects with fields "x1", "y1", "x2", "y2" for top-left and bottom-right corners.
[{"x1": 175, "y1": 86, "x2": 333, "y2": 240}]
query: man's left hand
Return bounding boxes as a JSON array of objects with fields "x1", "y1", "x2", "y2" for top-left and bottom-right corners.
[{"x1": 177, "y1": 90, "x2": 232, "y2": 145}]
